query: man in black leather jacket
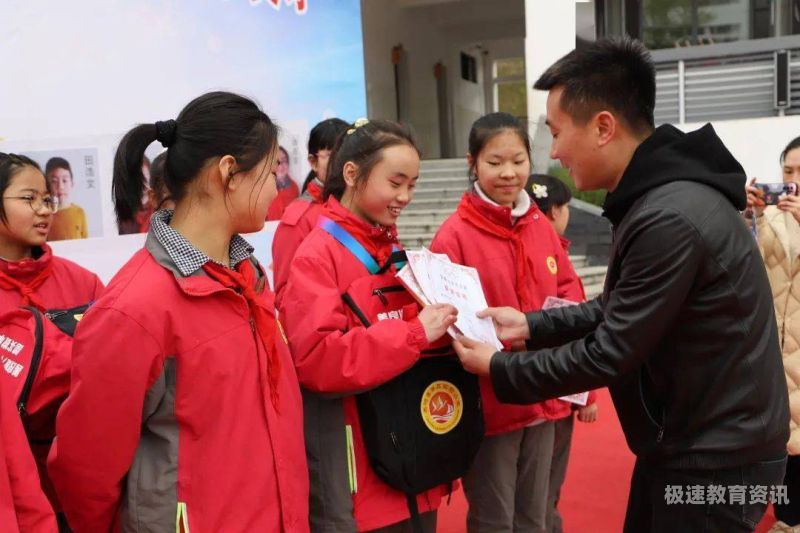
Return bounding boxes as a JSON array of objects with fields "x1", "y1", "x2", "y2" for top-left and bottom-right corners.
[{"x1": 454, "y1": 38, "x2": 790, "y2": 532}]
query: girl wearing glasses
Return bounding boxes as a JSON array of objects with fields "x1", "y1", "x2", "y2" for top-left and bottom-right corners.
[
  {"x1": 0, "y1": 152, "x2": 104, "y2": 529},
  {"x1": 0, "y1": 153, "x2": 103, "y2": 313}
]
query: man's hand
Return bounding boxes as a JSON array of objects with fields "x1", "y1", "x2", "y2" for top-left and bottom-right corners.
[
  {"x1": 453, "y1": 335, "x2": 498, "y2": 377},
  {"x1": 477, "y1": 307, "x2": 530, "y2": 342}
]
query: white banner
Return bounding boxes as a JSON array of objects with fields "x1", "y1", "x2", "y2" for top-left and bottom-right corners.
[{"x1": 49, "y1": 222, "x2": 279, "y2": 287}]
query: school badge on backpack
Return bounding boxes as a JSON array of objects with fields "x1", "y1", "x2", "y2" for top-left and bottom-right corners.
[{"x1": 421, "y1": 380, "x2": 463, "y2": 435}]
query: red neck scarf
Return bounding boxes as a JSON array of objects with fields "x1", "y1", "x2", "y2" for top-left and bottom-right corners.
[
  {"x1": 0, "y1": 255, "x2": 53, "y2": 311},
  {"x1": 457, "y1": 194, "x2": 536, "y2": 309},
  {"x1": 202, "y1": 259, "x2": 281, "y2": 410},
  {"x1": 323, "y1": 197, "x2": 398, "y2": 267},
  {"x1": 307, "y1": 180, "x2": 323, "y2": 203}
]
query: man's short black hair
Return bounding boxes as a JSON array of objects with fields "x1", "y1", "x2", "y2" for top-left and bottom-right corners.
[{"x1": 534, "y1": 38, "x2": 656, "y2": 135}]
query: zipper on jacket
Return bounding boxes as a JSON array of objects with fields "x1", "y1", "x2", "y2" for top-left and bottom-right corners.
[
  {"x1": 639, "y1": 370, "x2": 665, "y2": 443},
  {"x1": 390, "y1": 431, "x2": 401, "y2": 452},
  {"x1": 374, "y1": 289, "x2": 388, "y2": 305},
  {"x1": 372, "y1": 285, "x2": 404, "y2": 305},
  {"x1": 44, "y1": 309, "x2": 68, "y2": 320},
  {"x1": 345, "y1": 425, "x2": 358, "y2": 494}
]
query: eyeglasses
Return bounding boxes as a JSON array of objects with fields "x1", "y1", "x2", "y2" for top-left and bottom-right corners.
[{"x1": 3, "y1": 194, "x2": 59, "y2": 213}]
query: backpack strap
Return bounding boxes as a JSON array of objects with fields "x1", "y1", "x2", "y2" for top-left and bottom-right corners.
[
  {"x1": 319, "y1": 217, "x2": 406, "y2": 274},
  {"x1": 406, "y1": 494, "x2": 424, "y2": 533},
  {"x1": 377, "y1": 250, "x2": 407, "y2": 274},
  {"x1": 319, "y1": 217, "x2": 381, "y2": 274},
  {"x1": 17, "y1": 306, "x2": 43, "y2": 418}
]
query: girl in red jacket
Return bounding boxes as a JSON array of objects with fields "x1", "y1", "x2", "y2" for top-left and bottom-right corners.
[
  {"x1": 48, "y1": 91, "x2": 310, "y2": 532},
  {"x1": 0, "y1": 152, "x2": 103, "y2": 529},
  {"x1": 526, "y1": 173, "x2": 599, "y2": 533},
  {"x1": 0, "y1": 153, "x2": 104, "y2": 314},
  {"x1": 272, "y1": 118, "x2": 349, "y2": 307},
  {"x1": 429, "y1": 113, "x2": 585, "y2": 532},
  {"x1": 279, "y1": 119, "x2": 458, "y2": 532}
]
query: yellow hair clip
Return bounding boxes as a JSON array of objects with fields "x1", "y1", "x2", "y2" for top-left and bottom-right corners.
[{"x1": 347, "y1": 117, "x2": 369, "y2": 135}]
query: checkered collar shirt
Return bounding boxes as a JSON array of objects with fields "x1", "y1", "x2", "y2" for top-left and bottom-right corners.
[{"x1": 150, "y1": 209, "x2": 254, "y2": 277}]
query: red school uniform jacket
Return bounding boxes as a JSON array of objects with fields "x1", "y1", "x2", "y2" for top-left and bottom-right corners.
[
  {"x1": 272, "y1": 180, "x2": 324, "y2": 309},
  {"x1": 430, "y1": 192, "x2": 586, "y2": 434},
  {"x1": 267, "y1": 179, "x2": 301, "y2": 221},
  {"x1": 47, "y1": 232, "x2": 309, "y2": 532},
  {"x1": 279, "y1": 197, "x2": 449, "y2": 532},
  {"x1": 0, "y1": 374, "x2": 56, "y2": 533},
  {"x1": 0, "y1": 244, "x2": 103, "y2": 511},
  {"x1": 0, "y1": 245, "x2": 104, "y2": 314}
]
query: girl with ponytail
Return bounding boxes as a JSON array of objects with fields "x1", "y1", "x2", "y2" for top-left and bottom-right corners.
[{"x1": 48, "y1": 91, "x2": 309, "y2": 532}]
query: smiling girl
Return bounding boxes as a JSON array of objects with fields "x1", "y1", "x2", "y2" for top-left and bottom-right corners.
[
  {"x1": 280, "y1": 119, "x2": 458, "y2": 532},
  {"x1": 430, "y1": 112, "x2": 584, "y2": 532}
]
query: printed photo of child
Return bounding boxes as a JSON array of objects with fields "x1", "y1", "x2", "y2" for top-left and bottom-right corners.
[
  {"x1": 45, "y1": 157, "x2": 88, "y2": 240},
  {"x1": 23, "y1": 148, "x2": 103, "y2": 240}
]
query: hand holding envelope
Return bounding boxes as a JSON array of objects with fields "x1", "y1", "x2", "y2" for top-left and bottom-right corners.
[{"x1": 396, "y1": 248, "x2": 502, "y2": 350}]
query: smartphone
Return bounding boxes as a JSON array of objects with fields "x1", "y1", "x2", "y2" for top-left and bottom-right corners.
[{"x1": 753, "y1": 182, "x2": 799, "y2": 205}]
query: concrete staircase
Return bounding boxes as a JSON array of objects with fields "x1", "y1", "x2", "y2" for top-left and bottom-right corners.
[
  {"x1": 572, "y1": 259, "x2": 607, "y2": 299},
  {"x1": 400, "y1": 159, "x2": 606, "y2": 299},
  {"x1": 398, "y1": 158, "x2": 469, "y2": 248}
]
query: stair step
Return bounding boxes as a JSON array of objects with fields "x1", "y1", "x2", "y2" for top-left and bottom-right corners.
[
  {"x1": 416, "y1": 178, "x2": 470, "y2": 189},
  {"x1": 420, "y1": 158, "x2": 468, "y2": 170},
  {"x1": 583, "y1": 283, "x2": 604, "y2": 299},
  {"x1": 399, "y1": 208, "x2": 456, "y2": 218},
  {"x1": 575, "y1": 265, "x2": 608, "y2": 277},
  {"x1": 569, "y1": 255, "x2": 588, "y2": 269},
  {"x1": 407, "y1": 197, "x2": 461, "y2": 205},
  {"x1": 410, "y1": 188, "x2": 469, "y2": 199},
  {"x1": 420, "y1": 169, "x2": 469, "y2": 179}
]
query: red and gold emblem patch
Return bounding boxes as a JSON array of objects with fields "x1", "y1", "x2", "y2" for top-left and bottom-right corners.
[
  {"x1": 546, "y1": 256, "x2": 558, "y2": 275},
  {"x1": 421, "y1": 381, "x2": 463, "y2": 434}
]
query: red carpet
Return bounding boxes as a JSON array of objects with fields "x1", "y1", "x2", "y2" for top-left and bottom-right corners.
[{"x1": 437, "y1": 388, "x2": 777, "y2": 532}]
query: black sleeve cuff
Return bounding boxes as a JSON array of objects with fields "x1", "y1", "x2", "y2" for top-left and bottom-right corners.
[
  {"x1": 489, "y1": 351, "x2": 514, "y2": 402},
  {"x1": 489, "y1": 351, "x2": 541, "y2": 405},
  {"x1": 525, "y1": 312, "x2": 541, "y2": 350}
]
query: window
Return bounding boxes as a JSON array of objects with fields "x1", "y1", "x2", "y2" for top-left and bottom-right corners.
[
  {"x1": 492, "y1": 58, "x2": 527, "y2": 120},
  {"x1": 602, "y1": 0, "x2": 799, "y2": 49},
  {"x1": 461, "y1": 53, "x2": 477, "y2": 83}
]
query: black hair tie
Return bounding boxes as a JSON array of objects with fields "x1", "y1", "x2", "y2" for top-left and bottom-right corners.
[{"x1": 154, "y1": 119, "x2": 177, "y2": 148}]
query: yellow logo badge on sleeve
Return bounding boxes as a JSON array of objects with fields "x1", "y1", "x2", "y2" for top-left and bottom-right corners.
[
  {"x1": 546, "y1": 256, "x2": 558, "y2": 275},
  {"x1": 421, "y1": 381, "x2": 463, "y2": 434}
]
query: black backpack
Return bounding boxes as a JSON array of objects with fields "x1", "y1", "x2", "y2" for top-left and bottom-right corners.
[{"x1": 320, "y1": 218, "x2": 484, "y2": 531}]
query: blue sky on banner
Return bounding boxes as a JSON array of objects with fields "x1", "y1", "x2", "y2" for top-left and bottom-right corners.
[{"x1": 0, "y1": 0, "x2": 366, "y2": 141}]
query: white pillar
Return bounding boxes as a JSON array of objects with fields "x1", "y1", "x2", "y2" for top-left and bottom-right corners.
[{"x1": 525, "y1": 0, "x2": 577, "y2": 172}]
